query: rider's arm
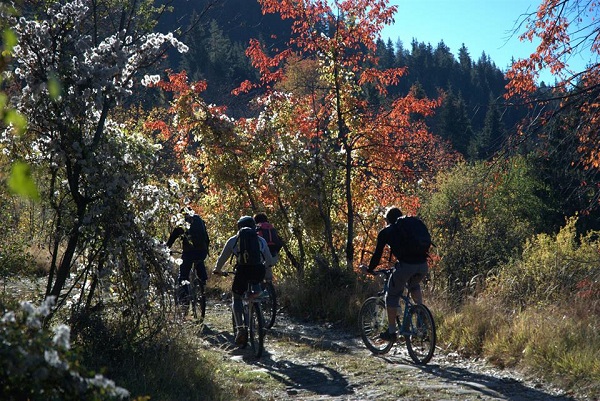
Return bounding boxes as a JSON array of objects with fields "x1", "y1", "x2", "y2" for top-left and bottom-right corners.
[
  {"x1": 259, "y1": 237, "x2": 274, "y2": 267},
  {"x1": 213, "y1": 236, "x2": 237, "y2": 273},
  {"x1": 367, "y1": 228, "x2": 388, "y2": 271},
  {"x1": 166, "y1": 227, "x2": 184, "y2": 248}
]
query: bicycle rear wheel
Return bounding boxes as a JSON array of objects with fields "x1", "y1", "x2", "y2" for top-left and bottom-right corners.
[
  {"x1": 405, "y1": 304, "x2": 436, "y2": 364},
  {"x1": 359, "y1": 297, "x2": 394, "y2": 354},
  {"x1": 190, "y1": 279, "x2": 206, "y2": 322},
  {"x1": 248, "y1": 302, "x2": 265, "y2": 358},
  {"x1": 261, "y1": 281, "x2": 277, "y2": 329}
]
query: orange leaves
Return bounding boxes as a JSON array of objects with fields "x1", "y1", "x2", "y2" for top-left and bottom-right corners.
[{"x1": 144, "y1": 120, "x2": 171, "y2": 140}]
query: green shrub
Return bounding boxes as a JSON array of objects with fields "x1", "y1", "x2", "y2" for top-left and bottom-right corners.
[
  {"x1": 74, "y1": 315, "x2": 229, "y2": 401},
  {"x1": 487, "y1": 216, "x2": 600, "y2": 307},
  {"x1": 278, "y1": 265, "x2": 367, "y2": 325},
  {"x1": 422, "y1": 156, "x2": 549, "y2": 297}
]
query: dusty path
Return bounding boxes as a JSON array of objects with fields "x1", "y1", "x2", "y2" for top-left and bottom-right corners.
[{"x1": 192, "y1": 299, "x2": 583, "y2": 401}]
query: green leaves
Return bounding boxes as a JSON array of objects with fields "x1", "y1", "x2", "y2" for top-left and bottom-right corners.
[
  {"x1": 1, "y1": 28, "x2": 17, "y2": 56},
  {"x1": 8, "y1": 161, "x2": 39, "y2": 200}
]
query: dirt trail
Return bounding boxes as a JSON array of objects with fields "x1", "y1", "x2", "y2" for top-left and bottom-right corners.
[{"x1": 194, "y1": 299, "x2": 583, "y2": 401}]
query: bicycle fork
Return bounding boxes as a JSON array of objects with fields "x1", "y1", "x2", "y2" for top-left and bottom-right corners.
[{"x1": 399, "y1": 304, "x2": 412, "y2": 335}]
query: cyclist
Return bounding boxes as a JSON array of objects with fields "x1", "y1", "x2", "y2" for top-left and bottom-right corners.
[
  {"x1": 166, "y1": 207, "x2": 210, "y2": 307},
  {"x1": 253, "y1": 212, "x2": 283, "y2": 282},
  {"x1": 360, "y1": 206, "x2": 429, "y2": 341},
  {"x1": 213, "y1": 215, "x2": 273, "y2": 345}
]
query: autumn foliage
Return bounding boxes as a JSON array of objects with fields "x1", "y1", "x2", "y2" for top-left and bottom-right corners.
[{"x1": 506, "y1": 0, "x2": 600, "y2": 169}]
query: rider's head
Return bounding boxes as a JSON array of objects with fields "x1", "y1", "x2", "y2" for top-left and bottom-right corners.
[
  {"x1": 237, "y1": 215, "x2": 256, "y2": 229},
  {"x1": 384, "y1": 207, "x2": 402, "y2": 225},
  {"x1": 181, "y1": 206, "x2": 195, "y2": 222},
  {"x1": 253, "y1": 212, "x2": 268, "y2": 224}
]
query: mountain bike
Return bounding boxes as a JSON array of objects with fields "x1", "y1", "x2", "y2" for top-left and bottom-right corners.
[
  {"x1": 358, "y1": 267, "x2": 436, "y2": 364},
  {"x1": 217, "y1": 271, "x2": 266, "y2": 358},
  {"x1": 261, "y1": 280, "x2": 277, "y2": 329},
  {"x1": 171, "y1": 252, "x2": 206, "y2": 322}
]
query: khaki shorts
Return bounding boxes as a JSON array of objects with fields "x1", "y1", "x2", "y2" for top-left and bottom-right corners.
[{"x1": 385, "y1": 261, "x2": 428, "y2": 308}]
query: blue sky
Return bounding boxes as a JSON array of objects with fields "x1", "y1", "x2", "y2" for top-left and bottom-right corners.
[{"x1": 380, "y1": 0, "x2": 593, "y2": 84}]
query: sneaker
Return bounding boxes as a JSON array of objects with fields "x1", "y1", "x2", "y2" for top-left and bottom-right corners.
[
  {"x1": 235, "y1": 328, "x2": 248, "y2": 346},
  {"x1": 378, "y1": 331, "x2": 397, "y2": 341}
]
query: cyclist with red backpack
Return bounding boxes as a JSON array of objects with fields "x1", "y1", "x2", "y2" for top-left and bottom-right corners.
[{"x1": 253, "y1": 212, "x2": 283, "y2": 282}]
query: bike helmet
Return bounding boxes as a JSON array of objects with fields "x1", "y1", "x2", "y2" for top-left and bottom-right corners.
[{"x1": 237, "y1": 215, "x2": 256, "y2": 229}]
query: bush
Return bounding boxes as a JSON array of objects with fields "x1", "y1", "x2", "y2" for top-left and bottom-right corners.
[
  {"x1": 0, "y1": 297, "x2": 129, "y2": 400},
  {"x1": 422, "y1": 156, "x2": 550, "y2": 297},
  {"x1": 74, "y1": 314, "x2": 229, "y2": 401},
  {"x1": 487, "y1": 215, "x2": 600, "y2": 307},
  {"x1": 278, "y1": 264, "x2": 366, "y2": 325}
]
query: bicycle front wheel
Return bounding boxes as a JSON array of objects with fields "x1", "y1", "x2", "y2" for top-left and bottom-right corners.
[
  {"x1": 261, "y1": 281, "x2": 277, "y2": 329},
  {"x1": 359, "y1": 297, "x2": 394, "y2": 354},
  {"x1": 405, "y1": 304, "x2": 436, "y2": 365},
  {"x1": 248, "y1": 302, "x2": 265, "y2": 358}
]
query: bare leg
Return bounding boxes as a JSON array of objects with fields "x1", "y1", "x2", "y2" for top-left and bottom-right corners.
[
  {"x1": 386, "y1": 307, "x2": 398, "y2": 332},
  {"x1": 410, "y1": 287, "x2": 423, "y2": 304}
]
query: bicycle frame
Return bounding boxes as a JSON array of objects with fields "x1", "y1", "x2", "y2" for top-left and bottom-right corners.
[
  {"x1": 358, "y1": 266, "x2": 436, "y2": 364},
  {"x1": 170, "y1": 251, "x2": 206, "y2": 322}
]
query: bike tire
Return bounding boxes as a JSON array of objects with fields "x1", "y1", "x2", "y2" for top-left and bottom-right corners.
[
  {"x1": 261, "y1": 281, "x2": 277, "y2": 329},
  {"x1": 190, "y1": 282, "x2": 198, "y2": 320},
  {"x1": 358, "y1": 297, "x2": 394, "y2": 354},
  {"x1": 405, "y1": 304, "x2": 436, "y2": 365},
  {"x1": 176, "y1": 284, "x2": 190, "y2": 319},
  {"x1": 248, "y1": 302, "x2": 265, "y2": 358},
  {"x1": 189, "y1": 280, "x2": 206, "y2": 322}
]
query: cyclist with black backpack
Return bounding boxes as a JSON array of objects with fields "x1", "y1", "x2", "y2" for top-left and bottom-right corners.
[
  {"x1": 359, "y1": 206, "x2": 431, "y2": 342},
  {"x1": 166, "y1": 207, "x2": 210, "y2": 307},
  {"x1": 213, "y1": 216, "x2": 273, "y2": 345}
]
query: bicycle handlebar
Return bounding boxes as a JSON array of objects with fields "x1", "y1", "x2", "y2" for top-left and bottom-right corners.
[
  {"x1": 213, "y1": 270, "x2": 235, "y2": 277},
  {"x1": 367, "y1": 267, "x2": 394, "y2": 277}
]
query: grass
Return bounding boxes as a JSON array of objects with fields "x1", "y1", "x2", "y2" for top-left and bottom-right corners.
[
  {"x1": 76, "y1": 322, "x2": 234, "y2": 401},
  {"x1": 434, "y1": 294, "x2": 600, "y2": 398}
]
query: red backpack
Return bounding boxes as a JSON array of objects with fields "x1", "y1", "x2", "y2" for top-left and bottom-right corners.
[{"x1": 256, "y1": 222, "x2": 283, "y2": 255}]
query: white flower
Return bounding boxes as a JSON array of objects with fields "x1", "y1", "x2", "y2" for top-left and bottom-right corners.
[
  {"x1": 44, "y1": 349, "x2": 67, "y2": 368},
  {"x1": 53, "y1": 324, "x2": 71, "y2": 350},
  {"x1": 141, "y1": 74, "x2": 160, "y2": 86},
  {"x1": 1, "y1": 311, "x2": 16, "y2": 323}
]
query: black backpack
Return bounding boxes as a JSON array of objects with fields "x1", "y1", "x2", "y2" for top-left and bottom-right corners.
[
  {"x1": 394, "y1": 216, "x2": 432, "y2": 259},
  {"x1": 236, "y1": 227, "x2": 263, "y2": 266},
  {"x1": 186, "y1": 215, "x2": 209, "y2": 252}
]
